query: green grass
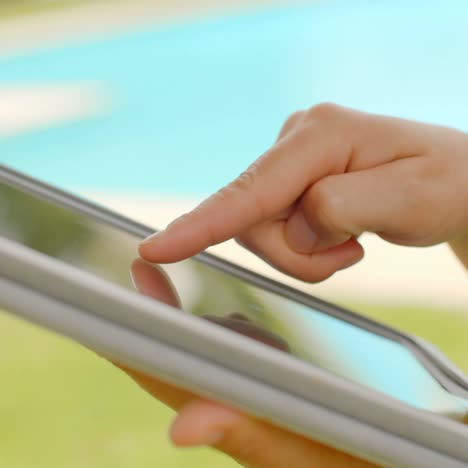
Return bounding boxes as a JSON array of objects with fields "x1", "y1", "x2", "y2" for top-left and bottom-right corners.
[
  {"x1": 0, "y1": 310, "x2": 237, "y2": 468},
  {"x1": 1, "y1": 302, "x2": 467, "y2": 468},
  {"x1": 0, "y1": 0, "x2": 97, "y2": 20}
]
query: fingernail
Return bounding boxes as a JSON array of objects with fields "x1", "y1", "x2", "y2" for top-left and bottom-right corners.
[
  {"x1": 140, "y1": 230, "x2": 163, "y2": 246},
  {"x1": 200, "y1": 430, "x2": 224, "y2": 447},
  {"x1": 129, "y1": 268, "x2": 138, "y2": 290},
  {"x1": 286, "y1": 210, "x2": 318, "y2": 253}
]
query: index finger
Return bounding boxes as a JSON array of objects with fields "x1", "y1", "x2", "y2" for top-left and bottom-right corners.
[{"x1": 139, "y1": 126, "x2": 347, "y2": 263}]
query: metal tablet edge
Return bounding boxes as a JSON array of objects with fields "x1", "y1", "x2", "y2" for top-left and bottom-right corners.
[
  {"x1": 1, "y1": 276, "x2": 467, "y2": 468},
  {"x1": 1, "y1": 163, "x2": 467, "y2": 394},
  {"x1": 1, "y1": 237, "x2": 468, "y2": 464}
]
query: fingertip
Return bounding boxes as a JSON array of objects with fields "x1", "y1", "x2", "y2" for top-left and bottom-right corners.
[
  {"x1": 169, "y1": 421, "x2": 224, "y2": 449},
  {"x1": 291, "y1": 238, "x2": 364, "y2": 282},
  {"x1": 138, "y1": 238, "x2": 158, "y2": 261},
  {"x1": 139, "y1": 230, "x2": 183, "y2": 263},
  {"x1": 169, "y1": 400, "x2": 241, "y2": 448},
  {"x1": 139, "y1": 213, "x2": 208, "y2": 263},
  {"x1": 332, "y1": 237, "x2": 364, "y2": 270},
  {"x1": 168, "y1": 416, "x2": 194, "y2": 447}
]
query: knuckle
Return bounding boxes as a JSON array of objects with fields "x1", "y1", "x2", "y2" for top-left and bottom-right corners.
[
  {"x1": 229, "y1": 162, "x2": 267, "y2": 220},
  {"x1": 306, "y1": 102, "x2": 342, "y2": 122},
  {"x1": 284, "y1": 110, "x2": 306, "y2": 127},
  {"x1": 304, "y1": 103, "x2": 352, "y2": 142},
  {"x1": 278, "y1": 110, "x2": 306, "y2": 139},
  {"x1": 235, "y1": 167, "x2": 257, "y2": 192},
  {"x1": 232, "y1": 161, "x2": 261, "y2": 192},
  {"x1": 286, "y1": 123, "x2": 321, "y2": 151}
]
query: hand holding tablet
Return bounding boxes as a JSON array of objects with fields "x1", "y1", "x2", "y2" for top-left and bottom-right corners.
[
  {"x1": 126, "y1": 259, "x2": 367, "y2": 466},
  {"x1": 140, "y1": 104, "x2": 468, "y2": 278},
  {"x1": 1, "y1": 104, "x2": 468, "y2": 467},
  {"x1": 137, "y1": 104, "x2": 468, "y2": 466}
]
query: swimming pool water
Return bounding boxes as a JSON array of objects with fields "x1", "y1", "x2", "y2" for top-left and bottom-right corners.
[{"x1": 1, "y1": 0, "x2": 468, "y2": 195}]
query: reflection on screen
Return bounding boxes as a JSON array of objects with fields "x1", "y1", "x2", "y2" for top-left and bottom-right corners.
[{"x1": 1, "y1": 181, "x2": 467, "y2": 422}]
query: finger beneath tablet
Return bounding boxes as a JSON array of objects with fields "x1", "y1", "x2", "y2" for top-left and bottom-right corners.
[
  {"x1": 116, "y1": 364, "x2": 195, "y2": 410},
  {"x1": 130, "y1": 259, "x2": 181, "y2": 308},
  {"x1": 170, "y1": 399, "x2": 374, "y2": 467},
  {"x1": 237, "y1": 221, "x2": 364, "y2": 282},
  {"x1": 139, "y1": 128, "x2": 350, "y2": 263}
]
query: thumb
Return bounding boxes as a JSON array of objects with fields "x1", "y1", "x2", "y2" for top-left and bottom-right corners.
[
  {"x1": 170, "y1": 399, "x2": 372, "y2": 468},
  {"x1": 285, "y1": 158, "x2": 426, "y2": 254}
]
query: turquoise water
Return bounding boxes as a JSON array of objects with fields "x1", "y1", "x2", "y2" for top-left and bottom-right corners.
[{"x1": 1, "y1": 0, "x2": 468, "y2": 195}]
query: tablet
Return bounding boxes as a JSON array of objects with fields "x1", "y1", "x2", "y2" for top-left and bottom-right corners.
[{"x1": 0, "y1": 164, "x2": 467, "y2": 467}]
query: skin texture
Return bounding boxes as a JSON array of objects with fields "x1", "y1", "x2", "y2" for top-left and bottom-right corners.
[{"x1": 131, "y1": 104, "x2": 468, "y2": 467}]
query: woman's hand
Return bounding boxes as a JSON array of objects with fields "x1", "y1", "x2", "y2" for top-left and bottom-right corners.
[
  {"x1": 123, "y1": 258, "x2": 373, "y2": 467},
  {"x1": 131, "y1": 104, "x2": 468, "y2": 467},
  {"x1": 140, "y1": 104, "x2": 468, "y2": 277}
]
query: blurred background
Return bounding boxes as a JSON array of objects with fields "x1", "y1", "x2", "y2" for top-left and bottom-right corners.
[{"x1": 1, "y1": 0, "x2": 468, "y2": 467}]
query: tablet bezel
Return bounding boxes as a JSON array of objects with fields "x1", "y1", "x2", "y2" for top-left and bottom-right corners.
[{"x1": 1, "y1": 164, "x2": 468, "y2": 466}]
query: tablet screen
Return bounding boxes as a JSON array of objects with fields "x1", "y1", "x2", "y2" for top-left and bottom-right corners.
[{"x1": 1, "y1": 180, "x2": 467, "y2": 421}]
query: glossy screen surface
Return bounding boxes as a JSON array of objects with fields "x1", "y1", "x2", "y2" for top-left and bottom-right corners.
[{"x1": 1, "y1": 180, "x2": 467, "y2": 422}]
